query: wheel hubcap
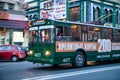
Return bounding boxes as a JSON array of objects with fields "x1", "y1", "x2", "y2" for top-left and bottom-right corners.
[
  {"x1": 76, "y1": 55, "x2": 84, "y2": 65},
  {"x1": 12, "y1": 56, "x2": 17, "y2": 62}
]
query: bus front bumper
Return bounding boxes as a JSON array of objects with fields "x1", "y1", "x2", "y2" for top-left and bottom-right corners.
[{"x1": 27, "y1": 57, "x2": 53, "y2": 64}]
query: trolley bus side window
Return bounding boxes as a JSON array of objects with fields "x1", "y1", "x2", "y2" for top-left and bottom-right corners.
[
  {"x1": 88, "y1": 27, "x2": 100, "y2": 42},
  {"x1": 101, "y1": 28, "x2": 112, "y2": 39},
  {"x1": 56, "y1": 26, "x2": 72, "y2": 41},
  {"x1": 113, "y1": 29, "x2": 120, "y2": 42},
  {"x1": 71, "y1": 25, "x2": 87, "y2": 41}
]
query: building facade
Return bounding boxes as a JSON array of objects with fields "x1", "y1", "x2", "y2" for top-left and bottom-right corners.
[
  {"x1": 68, "y1": 0, "x2": 120, "y2": 27},
  {"x1": 26, "y1": 0, "x2": 120, "y2": 28},
  {"x1": 0, "y1": 0, "x2": 28, "y2": 46}
]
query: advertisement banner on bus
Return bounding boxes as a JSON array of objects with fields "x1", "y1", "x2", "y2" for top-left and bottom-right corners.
[{"x1": 56, "y1": 39, "x2": 120, "y2": 52}]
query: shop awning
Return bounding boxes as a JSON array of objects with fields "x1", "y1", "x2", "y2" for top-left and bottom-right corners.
[{"x1": 0, "y1": 20, "x2": 28, "y2": 29}]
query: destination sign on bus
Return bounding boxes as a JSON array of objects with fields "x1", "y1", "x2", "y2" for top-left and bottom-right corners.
[{"x1": 32, "y1": 20, "x2": 45, "y2": 26}]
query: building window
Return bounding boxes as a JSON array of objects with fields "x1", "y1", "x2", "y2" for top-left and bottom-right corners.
[
  {"x1": 93, "y1": 7, "x2": 95, "y2": 21},
  {"x1": 69, "y1": 7, "x2": 80, "y2": 21},
  {"x1": 116, "y1": 11, "x2": 118, "y2": 24},
  {"x1": 103, "y1": 9, "x2": 108, "y2": 22},
  {"x1": 44, "y1": 0, "x2": 54, "y2": 9},
  {"x1": 13, "y1": 31, "x2": 24, "y2": 43},
  {"x1": 0, "y1": 2, "x2": 4, "y2": 9},
  {"x1": 8, "y1": 3, "x2": 14, "y2": 10},
  {"x1": 108, "y1": 10, "x2": 112, "y2": 23},
  {"x1": 95, "y1": 7, "x2": 100, "y2": 21}
]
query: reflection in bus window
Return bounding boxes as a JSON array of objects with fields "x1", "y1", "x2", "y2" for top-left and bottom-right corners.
[
  {"x1": 71, "y1": 25, "x2": 87, "y2": 41},
  {"x1": 29, "y1": 30, "x2": 38, "y2": 42},
  {"x1": 88, "y1": 27, "x2": 100, "y2": 41},
  {"x1": 113, "y1": 29, "x2": 120, "y2": 42},
  {"x1": 56, "y1": 26, "x2": 63, "y2": 37},
  {"x1": 29, "y1": 28, "x2": 54, "y2": 43},
  {"x1": 72, "y1": 25, "x2": 79, "y2": 41},
  {"x1": 40, "y1": 29, "x2": 49, "y2": 42},
  {"x1": 39, "y1": 28, "x2": 54, "y2": 43},
  {"x1": 102, "y1": 28, "x2": 112, "y2": 39},
  {"x1": 56, "y1": 26, "x2": 72, "y2": 41}
]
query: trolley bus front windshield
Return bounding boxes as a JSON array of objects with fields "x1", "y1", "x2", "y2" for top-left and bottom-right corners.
[{"x1": 29, "y1": 25, "x2": 54, "y2": 43}]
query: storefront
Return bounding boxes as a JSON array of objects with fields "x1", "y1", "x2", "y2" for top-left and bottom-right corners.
[{"x1": 0, "y1": 19, "x2": 27, "y2": 46}]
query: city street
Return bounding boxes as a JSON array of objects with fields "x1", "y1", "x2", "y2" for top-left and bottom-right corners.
[
  {"x1": 0, "y1": 60, "x2": 120, "y2": 80},
  {"x1": 0, "y1": 0, "x2": 120, "y2": 80}
]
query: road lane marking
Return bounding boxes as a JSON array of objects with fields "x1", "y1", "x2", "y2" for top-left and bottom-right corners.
[{"x1": 22, "y1": 65, "x2": 120, "y2": 80}]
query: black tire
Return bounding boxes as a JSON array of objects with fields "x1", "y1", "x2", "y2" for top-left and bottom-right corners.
[
  {"x1": 11, "y1": 56, "x2": 18, "y2": 62},
  {"x1": 72, "y1": 51, "x2": 86, "y2": 68}
]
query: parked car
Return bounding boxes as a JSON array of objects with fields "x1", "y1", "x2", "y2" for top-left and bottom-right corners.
[{"x1": 0, "y1": 45, "x2": 26, "y2": 62}]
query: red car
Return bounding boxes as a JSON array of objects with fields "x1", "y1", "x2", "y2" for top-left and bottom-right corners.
[{"x1": 0, "y1": 45, "x2": 26, "y2": 62}]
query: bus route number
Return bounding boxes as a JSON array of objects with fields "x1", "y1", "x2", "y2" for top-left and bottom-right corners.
[{"x1": 98, "y1": 39, "x2": 111, "y2": 52}]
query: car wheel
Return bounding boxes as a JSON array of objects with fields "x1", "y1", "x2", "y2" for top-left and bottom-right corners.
[
  {"x1": 72, "y1": 51, "x2": 86, "y2": 68},
  {"x1": 11, "y1": 56, "x2": 18, "y2": 62}
]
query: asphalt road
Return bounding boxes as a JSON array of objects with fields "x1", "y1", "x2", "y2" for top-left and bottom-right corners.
[{"x1": 0, "y1": 60, "x2": 120, "y2": 80}]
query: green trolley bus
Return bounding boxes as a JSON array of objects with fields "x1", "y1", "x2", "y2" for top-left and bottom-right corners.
[{"x1": 27, "y1": 19, "x2": 120, "y2": 67}]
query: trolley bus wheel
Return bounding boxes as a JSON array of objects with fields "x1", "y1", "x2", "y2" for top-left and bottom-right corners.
[{"x1": 72, "y1": 51, "x2": 86, "y2": 68}]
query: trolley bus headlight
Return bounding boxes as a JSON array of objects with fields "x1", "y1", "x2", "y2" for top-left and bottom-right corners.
[
  {"x1": 28, "y1": 50, "x2": 33, "y2": 55},
  {"x1": 45, "y1": 51, "x2": 51, "y2": 56}
]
